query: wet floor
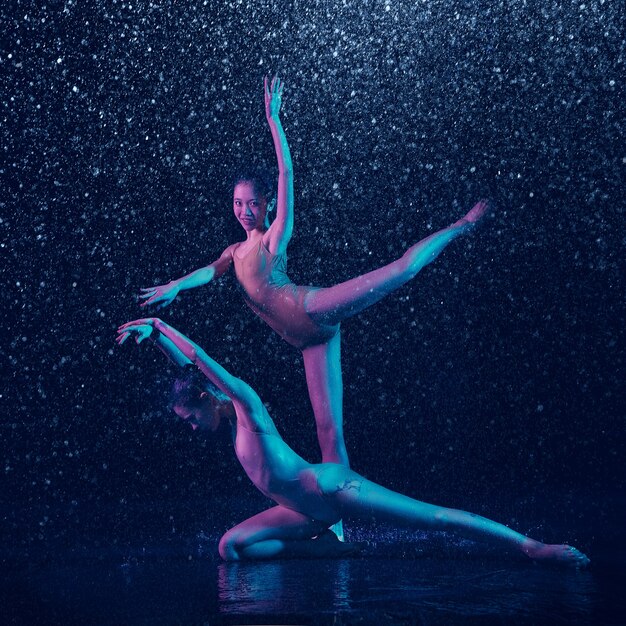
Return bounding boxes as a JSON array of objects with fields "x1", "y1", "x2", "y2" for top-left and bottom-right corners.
[{"x1": 4, "y1": 533, "x2": 623, "y2": 625}]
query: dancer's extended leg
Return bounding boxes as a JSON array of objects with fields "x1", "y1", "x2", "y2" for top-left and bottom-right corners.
[
  {"x1": 218, "y1": 505, "x2": 355, "y2": 561},
  {"x1": 315, "y1": 465, "x2": 589, "y2": 567},
  {"x1": 305, "y1": 203, "x2": 487, "y2": 326}
]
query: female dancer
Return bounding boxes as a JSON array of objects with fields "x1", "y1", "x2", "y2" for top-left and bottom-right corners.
[
  {"x1": 116, "y1": 317, "x2": 589, "y2": 567},
  {"x1": 139, "y1": 76, "x2": 488, "y2": 470}
]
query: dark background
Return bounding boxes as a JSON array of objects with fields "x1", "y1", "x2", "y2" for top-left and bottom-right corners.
[{"x1": 1, "y1": 0, "x2": 624, "y2": 561}]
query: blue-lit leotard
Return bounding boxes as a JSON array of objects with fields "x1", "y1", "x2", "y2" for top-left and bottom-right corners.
[
  {"x1": 232, "y1": 241, "x2": 339, "y2": 350},
  {"x1": 234, "y1": 405, "x2": 340, "y2": 524}
]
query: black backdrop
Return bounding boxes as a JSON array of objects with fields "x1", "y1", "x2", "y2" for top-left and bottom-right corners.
[{"x1": 2, "y1": 0, "x2": 624, "y2": 556}]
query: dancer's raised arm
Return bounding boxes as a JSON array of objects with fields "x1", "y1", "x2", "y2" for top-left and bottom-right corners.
[
  {"x1": 117, "y1": 318, "x2": 261, "y2": 416},
  {"x1": 264, "y1": 76, "x2": 294, "y2": 255},
  {"x1": 138, "y1": 244, "x2": 236, "y2": 309}
]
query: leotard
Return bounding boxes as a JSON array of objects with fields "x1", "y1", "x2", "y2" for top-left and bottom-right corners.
[
  {"x1": 235, "y1": 406, "x2": 341, "y2": 524},
  {"x1": 232, "y1": 241, "x2": 339, "y2": 350}
]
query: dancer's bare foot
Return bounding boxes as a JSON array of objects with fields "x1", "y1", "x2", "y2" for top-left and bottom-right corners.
[
  {"x1": 329, "y1": 519, "x2": 345, "y2": 542},
  {"x1": 453, "y1": 199, "x2": 489, "y2": 229},
  {"x1": 524, "y1": 540, "x2": 590, "y2": 568}
]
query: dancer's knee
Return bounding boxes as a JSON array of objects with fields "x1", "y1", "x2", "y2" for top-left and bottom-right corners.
[
  {"x1": 218, "y1": 529, "x2": 244, "y2": 561},
  {"x1": 433, "y1": 508, "x2": 453, "y2": 530},
  {"x1": 432, "y1": 507, "x2": 471, "y2": 531},
  {"x1": 395, "y1": 247, "x2": 426, "y2": 280},
  {"x1": 316, "y1": 418, "x2": 343, "y2": 442}
]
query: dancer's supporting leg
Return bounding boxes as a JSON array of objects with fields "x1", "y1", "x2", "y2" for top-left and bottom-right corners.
[
  {"x1": 302, "y1": 332, "x2": 346, "y2": 466},
  {"x1": 218, "y1": 505, "x2": 354, "y2": 561},
  {"x1": 304, "y1": 202, "x2": 487, "y2": 326},
  {"x1": 302, "y1": 334, "x2": 346, "y2": 540},
  {"x1": 315, "y1": 465, "x2": 589, "y2": 566}
]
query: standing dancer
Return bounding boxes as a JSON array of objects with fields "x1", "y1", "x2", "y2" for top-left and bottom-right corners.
[
  {"x1": 117, "y1": 318, "x2": 589, "y2": 567},
  {"x1": 139, "y1": 76, "x2": 487, "y2": 473}
]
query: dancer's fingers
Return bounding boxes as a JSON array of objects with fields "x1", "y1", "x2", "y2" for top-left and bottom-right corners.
[
  {"x1": 118, "y1": 319, "x2": 149, "y2": 330},
  {"x1": 118, "y1": 325, "x2": 142, "y2": 333},
  {"x1": 142, "y1": 295, "x2": 161, "y2": 307}
]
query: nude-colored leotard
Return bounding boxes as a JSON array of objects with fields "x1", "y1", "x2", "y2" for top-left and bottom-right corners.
[
  {"x1": 235, "y1": 406, "x2": 341, "y2": 524},
  {"x1": 232, "y1": 241, "x2": 339, "y2": 350}
]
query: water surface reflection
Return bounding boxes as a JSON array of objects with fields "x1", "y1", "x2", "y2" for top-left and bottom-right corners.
[{"x1": 217, "y1": 557, "x2": 597, "y2": 621}]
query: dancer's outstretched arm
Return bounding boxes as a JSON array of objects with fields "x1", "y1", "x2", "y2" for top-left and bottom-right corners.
[
  {"x1": 138, "y1": 244, "x2": 236, "y2": 309},
  {"x1": 117, "y1": 318, "x2": 262, "y2": 417},
  {"x1": 264, "y1": 76, "x2": 294, "y2": 256}
]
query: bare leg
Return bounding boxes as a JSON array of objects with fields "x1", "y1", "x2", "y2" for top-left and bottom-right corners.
[
  {"x1": 305, "y1": 202, "x2": 488, "y2": 326},
  {"x1": 301, "y1": 333, "x2": 347, "y2": 541},
  {"x1": 315, "y1": 465, "x2": 590, "y2": 567},
  {"x1": 301, "y1": 332, "x2": 347, "y2": 466},
  {"x1": 218, "y1": 505, "x2": 356, "y2": 561}
]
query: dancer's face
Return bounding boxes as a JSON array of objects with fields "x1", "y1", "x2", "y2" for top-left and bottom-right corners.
[
  {"x1": 233, "y1": 181, "x2": 268, "y2": 231},
  {"x1": 173, "y1": 393, "x2": 222, "y2": 432}
]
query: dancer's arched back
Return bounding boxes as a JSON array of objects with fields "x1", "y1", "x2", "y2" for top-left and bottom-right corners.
[{"x1": 138, "y1": 76, "x2": 488, "y2": 469}]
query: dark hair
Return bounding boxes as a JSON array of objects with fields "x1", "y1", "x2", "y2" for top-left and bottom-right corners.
[
  {"x1": 232, "y1": 164, "x2": 276, "y2": 203},
  {"x1": 169, "y1": 367, "x2": 229, "y2": 409}
]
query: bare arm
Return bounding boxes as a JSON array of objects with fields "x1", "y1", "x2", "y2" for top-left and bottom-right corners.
[
  {"x1": 117, "y1": 318, "x2": 262, "y2": 417},
  {"x1": 116, "y1": 320, "x2": 191, "y2": 367},
  {"x1": 152, "y1": 332, "x2": 192, "y2": 367},
  {"x1": 139, "y1": 244, "x2": 236, "y2": 309},
  {"x1": 264, "y1": 76, "x2": 294, "y2": 255},
  {"x1": 155, "y1": 320, "x2": 263, "y2": 417}
]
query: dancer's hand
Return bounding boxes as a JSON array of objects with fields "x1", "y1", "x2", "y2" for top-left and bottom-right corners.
[
  {"x1": 116, "y1": 318, "x2": 161, "y2": 345},
  {"x1": 463, "y1": 200, "x2": 489, "y2": 224},
  {"x1": 116, "y1": 323, "x2": 152, "y2": 345},
  {"x1": 138, "y1": 281, "x2": 180, "y2": 309},
  {"x1": 265, "y1": 75, "x2": 284, "y2": 121}
]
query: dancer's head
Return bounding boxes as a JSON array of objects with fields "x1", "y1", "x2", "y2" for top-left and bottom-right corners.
[
  {"x1": 170, "y1": 370, "x2": 233, "y2": 432},
  {"x1": 232, "y1": 165, "x2": 276, "y2": 231}
]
